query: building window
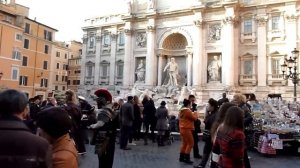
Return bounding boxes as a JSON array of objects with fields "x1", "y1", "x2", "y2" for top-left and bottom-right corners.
[
  {"x1": 22, "y1": 56, "x2": 28, "y2": 66},
  {"x1": 65, "y1": 76, "x2": 68, "y2": 82},
  {"x1": 87, "y1": 66, "x2": 93, "y2": 77},
  {"x1": 65, "y1": 53, "x2": 68, "y2": 59},
  {"x1": 89, "y1": 35, "x2": 95, "y2": 49},
  {"x1": 44, "y1": 30, "x2": 52, "y2": 41},
  {"x1": 56, "y1": 63, "x2": 60, "y2": 69},
  {"x1": 43, "y1": 61, "x2": 48, "y2": 70},
  {"x1": 25, "y1": 23, "x2": 30, "y2": 34},
  {"x1": 15, "y1": 33, "x2": 22, "y2": 41},
  {"x1": 44, "y1": 45, "x2": 49, "y2": 54},
  {"x1": 271, "y1": 58, "x2": 281, "y2": 74},
  {"x1": 40, "y1": 78, "x2": 48, "y2": 87},
  {"x1": 24, "y1": 39, "x2": 29, "y2": 49},
  {"x1": 62, "y1": 76, "x2": 65, "y2": 82},
  {"x1": 67, "y1": 80, "x2": 70, "y2": 85},
  {"x1": 272, "y1": 16, "x2": 280, "y2": 30},
  {"x1": 103, "y1": 33, "x2": 111, "y2": 46},
  {"x1": 118, "y1": 32, "x2": 125, "y2": 46},
  {"x1": 117, "y1": 64, "x2": 124, "y2": 77},
  {"x1": 56, "y1": 75, "x2": 59, "y2": 81},
  {"x1": 11, "y1": 67, "x2": 19, "y2": 80},
  {"x1": 77, "y1": 80, "x2": 80, "y2": 85},
  {"x1": 55, "y1": 86, "x2": 58, "y2": 90},
  {"x1": 102, "y1": 64, "x2": 109, "y2": 77},
  {"x1": 19, "y1": 76, "x2": 28, "y2": 86},
  {"x1": 12, "y1": 48, "x2": 21, "y2": 60},
  {"x1": 56, "y1": 52, "x2": 60, "y2": 57},
  {"x1": 62, "y1": 86, "x2": 65, "y2": 91},
  {"x1": 244, "y1": 19, "x2": 252, "y2": 34}
]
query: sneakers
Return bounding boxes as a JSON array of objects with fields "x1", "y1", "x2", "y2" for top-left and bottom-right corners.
[
  {"x1": 78, "y1": 152, "x2": 87, "y2": 155},
  {"x1": 128, "y1": 142, "x2": 137, "y2": 146}
]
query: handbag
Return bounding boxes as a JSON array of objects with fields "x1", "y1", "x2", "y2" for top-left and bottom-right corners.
[{"x1": 202, "y1": 129, "x2": 211, "y2": 142}]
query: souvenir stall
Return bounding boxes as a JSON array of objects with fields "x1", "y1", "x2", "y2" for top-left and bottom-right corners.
[{"x1": 250, "y1": 97, "x2": 300, "y2": 155}]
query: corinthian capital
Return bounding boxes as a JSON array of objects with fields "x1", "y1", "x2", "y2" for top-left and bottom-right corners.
[
  {"x1": 223, "y1": 16, "x2": 236, "y2": 25},
  {"x1": 124, "y1": 29, "x2": 132, "y2": 35},
  {"x1": 193, "y1": 19, "x2": 203, "y2": 27},
  {"x1": 147, "y1": 25, "x2": 155, "y2": 32},
  {"x1": 255, "y1": 16, "x2": 268, "y2": 26},
  {"x1": 285, "y1": 14, "x2": 298, "y2": 22}
]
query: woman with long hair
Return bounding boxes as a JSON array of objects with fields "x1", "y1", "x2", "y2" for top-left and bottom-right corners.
[
  {"x1": 195, "y1": 98, "x2": 218, "y2": 168},
  {"x1": 179, "y1": 99, "x2": 198, "y2": 164},
  {"x1": 212, "y1": 106, "x2": 245, "y2": 168}
]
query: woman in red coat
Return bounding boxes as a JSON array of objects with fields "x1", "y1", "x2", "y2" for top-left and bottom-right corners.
[{"x1": 212, "y1": 106, "x2": 245, "y2": 168}]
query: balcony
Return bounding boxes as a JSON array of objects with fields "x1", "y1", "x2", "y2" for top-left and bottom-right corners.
[
  {"x1": 115, "y1": 76, "x2": 123, "y2": 85},
  {"x1": 84, "y1": 77, "x2": 94, "y2": 85},
  {"x1": 239, "y1": 74, "x2": 257, "y2": 86},
  {"x1": 241, "y1": 32, "x2": 256, "y2": 43},
  {"x1": 267, "y1": 74, "x2": 287, "y2": 86},
  {"x1": 99, "y1": 76, "x2": 109, "y2": 85}
]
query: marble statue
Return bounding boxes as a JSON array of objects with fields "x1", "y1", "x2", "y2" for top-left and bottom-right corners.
[
  {"x1": 147, "y1": 0, "x2": 155, "y2": 10},
  {"x1": 135, "y1": 59, "x2": 145, "y2": 82},
  {"x1": 126, "y1": 0, "x2": 132, "y2": 13},
  {"x1": 208, "y1": 56, "x2": 221, "y2": 81},
  {"x1": 163, "y1": 57, "x2": 179, "y2": 86}
]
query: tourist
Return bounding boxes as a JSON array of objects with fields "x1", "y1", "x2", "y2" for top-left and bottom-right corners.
[
  {"x1": 64, "y1": 90, "x2": 86, "y2": 155},
  {"x1": 179, "y1": 99, "x2": 198, "y2": 164},
  {"x1": 37, "y1": 107, "x2": 78, "y2": 168},
  {"x1": 212, "y1": 106, "x2": 245, "y2": 168},
  {"x1": 89, "y1": 89, "x2": 118, "y2": 168},
  {"x1": 232, "y1": 93, "x2": 253, "y2": 168},
  {"x1": 0, "y1": 89, "x2": 52, "y2": 168},
  {"x1": 188, "y1": 94, "x2": 202, "y2": 159},
  {"x1": 155, "y1": 101, "x2": 169, "y2": 146},
  {"x1": 29, "y1": 95, "x2": 41, "y2": 133},
  {"x1": 119, "y1": 96, "x2": 134, "y2": 150},
  {"x1": 217, "y1": 93, "x2": 229, "y2": 106},
  {"x1": 209, "y1": 102, "x2": 236, "y2": 168},
  {"x1": 42, "y1": 97, "x2": 57, "y2": 110},
  {"x1": 142, "y1": 96, "x2": 157, "y2": 145},
  {"x1": 195, "y1": 98, "x2": 218, "y2": 168},
  {"x1": 133, "y1": 95, "x2": 143, "y2": 141}
]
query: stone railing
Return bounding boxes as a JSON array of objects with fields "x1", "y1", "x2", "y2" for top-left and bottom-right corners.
[{"x1": 239, "y1": 74, "x2": 257, "y2": 86}]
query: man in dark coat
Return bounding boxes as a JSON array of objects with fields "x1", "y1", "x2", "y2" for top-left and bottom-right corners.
[
  {"x1": 0, "y1": 89, "x2": 52, "y2": 168},
  {"x1": 119, "y1": 96, "x2": 134, "y2": 150},
  {"x1": 217, "y1": 93, "x2": 229, "y2": 106}
]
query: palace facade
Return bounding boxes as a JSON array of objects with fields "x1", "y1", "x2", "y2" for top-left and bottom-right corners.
[{"x1": 79, "y1": 0, "x2": 300, "y2": 101}]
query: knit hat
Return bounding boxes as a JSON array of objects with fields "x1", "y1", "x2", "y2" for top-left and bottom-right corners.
[{"x1": 37, "y1": 107, "x2": 72, "y2": 139}]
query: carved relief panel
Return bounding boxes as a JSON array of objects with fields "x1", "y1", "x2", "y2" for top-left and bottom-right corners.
[
  {"x1": 136, "y1": 32, "x2": 147, "y2": 48},
  {"x1": 207, "y1": 24, "x2": 221, "y2": 43}
]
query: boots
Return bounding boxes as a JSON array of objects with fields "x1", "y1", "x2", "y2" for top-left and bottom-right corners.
[
  {"x1": 157, "y1": 135, "x2": 165, "y2": 146},
  {"x1": 184, "y1": 154, "x2": 193, "y2": 164},
  {"x1": 179, "y1": 153, "x2": 185, "y2": 162},
  {"x1": 195, "y1": 154, "x2": 209, "y2": 168}
]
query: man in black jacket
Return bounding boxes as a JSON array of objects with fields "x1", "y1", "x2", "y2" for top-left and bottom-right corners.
[{"x1": 0, "y1": 89, "x2": 52, "y2": 168}]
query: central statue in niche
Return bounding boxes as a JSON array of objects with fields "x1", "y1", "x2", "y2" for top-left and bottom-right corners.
[{"x1": 163, "y1": 57, "x2": 179, "y2": 86}]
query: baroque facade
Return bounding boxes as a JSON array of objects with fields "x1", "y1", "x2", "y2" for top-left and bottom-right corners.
[{"x1": 79, "y1": 0, "x2": 300, "y2": 101}]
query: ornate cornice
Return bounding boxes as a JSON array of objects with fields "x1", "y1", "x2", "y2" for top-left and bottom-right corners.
[{"x1": 255, "y1": 16, "x2": 268, "y2": 27}]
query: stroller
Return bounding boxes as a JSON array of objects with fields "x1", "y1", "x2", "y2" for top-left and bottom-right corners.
[{"x1": 163, "y1": 124, "x2": 175, "y2": 145}]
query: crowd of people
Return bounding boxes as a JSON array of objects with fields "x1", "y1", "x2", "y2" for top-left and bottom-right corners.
[{"x1": 0, "y1": 88, "x2": 254, "y2": 168}]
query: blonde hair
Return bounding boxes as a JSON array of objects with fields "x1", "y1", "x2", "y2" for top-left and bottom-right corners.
[{"x1": 65, "y1": 90, "x2": 78, "y2": 104}]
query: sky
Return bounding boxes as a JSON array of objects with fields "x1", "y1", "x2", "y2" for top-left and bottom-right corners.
[{"x1": 16, "y1": 0, "x2": 126, "y2": 42}]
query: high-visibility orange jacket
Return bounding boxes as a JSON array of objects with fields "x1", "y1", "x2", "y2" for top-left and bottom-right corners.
[{"x1": 179, "y1": 107, "x2": 197, "y2": 130}]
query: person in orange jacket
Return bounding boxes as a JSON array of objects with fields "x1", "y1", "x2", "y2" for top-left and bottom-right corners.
[{"x1": 179, "y1": 99, "x2": 198, "y2": 164}]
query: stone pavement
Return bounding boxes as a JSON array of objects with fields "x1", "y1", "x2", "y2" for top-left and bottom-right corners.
[{"x1": 79, "y1": 140, "x2": 300, "y2": 168}]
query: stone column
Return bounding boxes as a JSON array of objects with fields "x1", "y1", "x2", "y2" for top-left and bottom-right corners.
[
  {"x1": 186, "y1": 48, "x2": 193, "y2": 86},
  {"x1": 145, "y1": 19, "x2": 157, "y2": 86},
  {"x1": 256, "y1": 15, "x2": 268, "y2": 87},
  {"x1": 285, "y1": 4, "x2": 298, "y2": 52},
  {"x1": 109, "y1": 28, "x2": 117, "y2": 85},
  {"x1": 222, "y1": 8, "x2": 235, "y2": 86},
  {"x1": 80, "y1": 34, "x2": 88, "y2": 85},
  {"x1": 123, "y1": 22, "x2": 132, "y2": 86},
  {"x1": 157, "y1": 54, "x2": 163, "y2": 86},
  {"x1": 193, "y1": 15, "x2": 203, "y2": 86},
  {"x1": 94, "y1": 29, "x2": 102, "y2": 85}
]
